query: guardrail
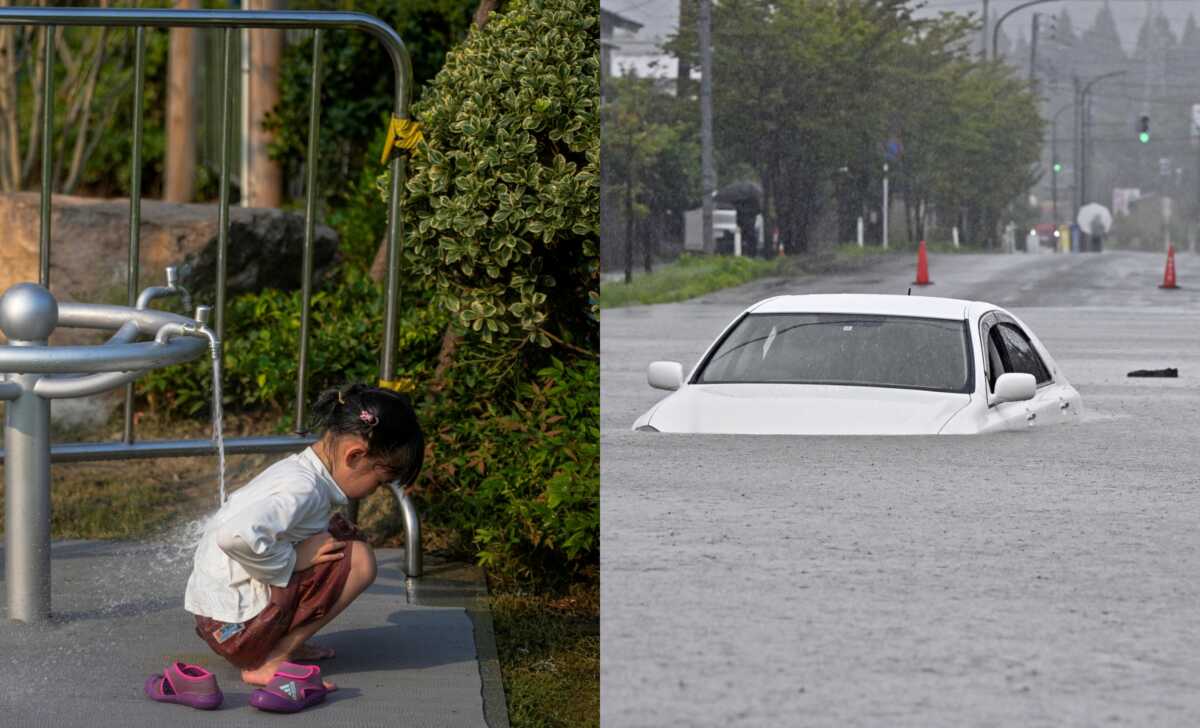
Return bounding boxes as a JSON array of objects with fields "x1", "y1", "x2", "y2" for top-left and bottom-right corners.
[{"x1": 0, "y1": 7, "x2": 422, "y2": 578}]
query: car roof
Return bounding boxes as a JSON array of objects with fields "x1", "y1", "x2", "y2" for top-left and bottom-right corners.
[{"x1": 747, "y1": 294, "x2": 988, "y2": 320}]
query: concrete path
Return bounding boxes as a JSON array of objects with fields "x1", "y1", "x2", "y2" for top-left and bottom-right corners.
[{"x1": 0, "y1": 540, "x2": 508, "y2": 728}]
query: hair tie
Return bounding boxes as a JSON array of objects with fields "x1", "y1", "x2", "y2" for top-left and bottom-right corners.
[{"x1": 359, "y1": 410, "x2": 379, "y2": 435}]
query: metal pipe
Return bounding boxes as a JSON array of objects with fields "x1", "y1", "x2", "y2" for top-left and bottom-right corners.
[
  {"x1": 5, "y1": 375, "x2": 52, "y2": 622},
  {"x1": 216, "y1": 27, "x2": 233, "y2": 353},
  {"x1": 0, "y1": 9, "x2": 411, "y2": 117},
  {"x1": 295, "y1": 29, "x2": 322, "y2": 434},
  {"x1": 381, "y1": 155, "x2": 404, "y2": 379},
  {"x1": 0, "y1": 434, "x2": 318, "y2": 464},
  {"x1": 136, "y1": 268, "x2": 192, "y2": 312},
  {"x1": 388, "y1": 482, "x2": 423, "y2": 578},
  {"x1": 106, "y1": 320, "x2": 140, "y2": 345},
  {"x1": 38, "y1": 26, "x2": 53, "y2": 287},
  {"x1": 0, "y1": 337, "x2": 205, "y2": 373},
  {"x1": 56, "y1": 302, "x2": 195, "y2": 333},
  {"x1": 35, "y1": 370, "x2": 145, "y2": 399},
  {"x1": 125, "y1": 28, "x2": 146, "y2": 445},
  {"x1": 0, "y1": 380, "x2": 21, "y2": 400}
]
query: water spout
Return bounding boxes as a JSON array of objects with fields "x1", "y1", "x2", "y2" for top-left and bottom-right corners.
[{"x1": 153, "y1": 318, "x2": 225, "y2": 506}]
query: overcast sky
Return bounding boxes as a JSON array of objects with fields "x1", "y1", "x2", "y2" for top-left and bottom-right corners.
[{"x1": 601, "y1": 1, "x2": 1200, "y2": 54}]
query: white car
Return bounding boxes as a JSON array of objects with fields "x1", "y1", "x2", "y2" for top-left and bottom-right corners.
[{"x1": 632, "y1": 294, "x2": 1081, "y2": 435}]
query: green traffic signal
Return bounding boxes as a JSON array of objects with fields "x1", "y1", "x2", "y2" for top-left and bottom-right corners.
[
  {"x1": 1053, "y1": 161, "x2": 1062, "y2": 173},
  {"x1": 1138, "y1": 131, "x2": 1150, "y2": 144}
]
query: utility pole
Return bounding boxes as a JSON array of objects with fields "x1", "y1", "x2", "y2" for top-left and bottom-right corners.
[
  {"x1": 980, "y1": 0, "x2": 989, "y2": 59},
  {"x1": 1029, "y1": 13, "x2": 1039, "y2": 85},
  {"x1": 1081, "y1": 94, "x2": 1091, "y2": 206},
  {"x1": 1050, "y1": 103, "x2": 1071, "y2": 224},
  {"x1": 698, "y1": 0, "x2": 715, "y2": 253},
  {"x1": 1073, "y1": 75, "x2": 1081, "y2": 215},
  {"x1": 882, "y1": 162, "x2": 889, "y2": 250}
]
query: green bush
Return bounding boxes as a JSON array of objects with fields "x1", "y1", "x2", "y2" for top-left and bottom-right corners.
[
  {"x1": 140, "y1": 269, "x2": 446, "y2": 417},
  {"x1": 419, "y1": 357, "x2": 599, "y2": 586},
  {"x1": 398, "y1": 0, "x2": 599, "y2": 353},
  {"x1": 266, "y1": 0, "x2": 476, "y2": 213}
]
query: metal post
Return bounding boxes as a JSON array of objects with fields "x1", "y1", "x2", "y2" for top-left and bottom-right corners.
[
  {"x1": 980, "y1": 0, "x2": 988, "y2": 59},
  {"x1": 698, "y1": 0, "x2": 714, "y2": 253},
  {"x1": 882, "y1": 163, "x2": 889, "y2": 250},
  {"x1": 1051, "y1": 125, "x2": 1058, "y2": 224},
  {"x1": 1081, "y1": 95, "x2": 1090, "y2": 207},
  {"x1": 1072, "y1": 75, "x2": 1081, "y2": 217},
  {"x1": 295, "y1": 29, "x2": 322, "y2": 433},
  {"x1": 216, "y1": 28, "x2": 234, "y2": 350},
  {"x1": 1029, "y1": 13, "x2": 1038, "y2": 86},
  {"x1": 380, "y1": 155, "x2": 404, "y2": 380},
  {"x1": 38, "y1": 26, "x2": 53, "y2": 287},
  {"x1": 123, "y1": 27, "x2": 146, "y2": 445},
  {"x1": 388, "y1": 482, "x2": 422, "y2": 578},
  {"x1": 5, "y1": 377, "x2": 51, "y2": 623}
]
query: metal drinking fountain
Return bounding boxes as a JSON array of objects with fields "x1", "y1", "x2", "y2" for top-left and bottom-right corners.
[{"x1": 0, "y1": 272, "x2": 215, "y2": 622}]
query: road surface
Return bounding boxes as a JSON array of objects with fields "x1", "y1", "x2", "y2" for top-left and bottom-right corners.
[{"x1": 602, "y1": 250, "x2": 1200, "y2": 727}]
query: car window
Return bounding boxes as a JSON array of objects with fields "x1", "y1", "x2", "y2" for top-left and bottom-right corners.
[
  {"x1": 696, "y1": 313, "x2": 972, "y2": 393},
  {"x1": 985, "y1": 327, "x2": 1007, "y2": 392},
  {"x1": 996, "y1": 323, "x2": 1051, "y2": 384}
]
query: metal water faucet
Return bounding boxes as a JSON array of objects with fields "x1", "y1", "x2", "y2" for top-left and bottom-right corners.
[
  {"x1": 137, "y1": 265, "x2": 192, "y2": 312},
  {"x1": 155, "y1": 306, "x2": 219, "y2": 353}
]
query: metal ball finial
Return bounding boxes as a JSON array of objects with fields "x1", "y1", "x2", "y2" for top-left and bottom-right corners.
[{"x1": 0, "y1": 283, "x2": 59, "y2": 342}]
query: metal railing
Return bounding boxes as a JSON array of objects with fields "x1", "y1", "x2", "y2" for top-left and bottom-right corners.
[{"x1": 0, "y1": 7, "x2": 421, "y2": 577}]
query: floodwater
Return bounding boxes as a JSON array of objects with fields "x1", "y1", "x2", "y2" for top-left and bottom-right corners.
[{"x1": 601, "y1": 250, "x2": 1200, "y2": 726}]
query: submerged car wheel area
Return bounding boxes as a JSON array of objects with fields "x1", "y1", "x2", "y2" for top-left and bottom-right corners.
[{"x1": 632, "y1": 294, "x2": 1082, "y2": 435}]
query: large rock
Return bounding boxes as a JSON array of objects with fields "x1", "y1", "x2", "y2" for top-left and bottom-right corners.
[{"x1": 0, "y1": 192, "x2": 339, "y2": 307}]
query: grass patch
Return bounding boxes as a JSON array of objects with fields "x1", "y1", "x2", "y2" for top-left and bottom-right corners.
[
  {"x1": 491, "y1": 584, "x2": 599, "y2": 728},
  {"x1": 600, "y1": 254, "x2": 785, "y2": 308}
]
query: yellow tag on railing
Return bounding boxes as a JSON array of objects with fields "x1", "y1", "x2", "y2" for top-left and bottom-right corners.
[
  {"x1": 380, "y1": 115, "x2": 424, "y2": 164},
  {"x1": 378, "y1": 377, "x2": 416, "y2": 394}
]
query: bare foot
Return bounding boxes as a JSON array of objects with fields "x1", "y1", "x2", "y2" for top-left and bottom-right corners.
[
  {"x1": 242, "y1": 660, "x2": 337, "y2": 691},
  {"x1": 290, "y1": 642, "x2": 336, "y2": 661}
]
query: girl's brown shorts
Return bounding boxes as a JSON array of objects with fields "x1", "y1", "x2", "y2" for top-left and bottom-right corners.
[{"x1": 193, "y1": 512, "x2": 367, "y2": 670}]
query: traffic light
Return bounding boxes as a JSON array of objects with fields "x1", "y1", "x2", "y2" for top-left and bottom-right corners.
[
  {"x1": 1138, "y1": 115, "x2": 1150, "y2": 143},
  {"x1": 1052, "y1": 160, "x2": 1062, "y2": 173}
]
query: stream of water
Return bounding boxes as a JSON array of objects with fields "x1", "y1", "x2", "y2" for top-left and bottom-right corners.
[{"x1": 209, "y1": 341, "x2": 226, "y2": 505}]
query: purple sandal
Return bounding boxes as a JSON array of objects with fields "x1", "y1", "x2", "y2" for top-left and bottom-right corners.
[
  {"x1": 144, "y1": 661, "x2": 223, "y2": 710},
  {"x1": 249, "y1": 662, "x2": 331, "y2": 713}
]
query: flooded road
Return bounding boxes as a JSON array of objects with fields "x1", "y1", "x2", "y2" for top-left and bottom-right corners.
[{"x1": 601, "y1": 250, "x2": 1200, "y2": 727}]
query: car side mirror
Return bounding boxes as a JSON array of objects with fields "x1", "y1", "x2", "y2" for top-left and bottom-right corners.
[
  {"x1": 994, "y1": 372, "x2": 1036, "y2": 403},
  {"x1": 647, "y1": 361, "x2": 684, "y2": 391}
]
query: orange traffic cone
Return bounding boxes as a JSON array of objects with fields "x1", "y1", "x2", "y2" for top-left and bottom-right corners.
[
  {"x1": 913, "y1": 240, "x2": 932, "y2": 285},
  {"x1": 1160, "y1": 245, "x2": 1179, "y2": 289}
]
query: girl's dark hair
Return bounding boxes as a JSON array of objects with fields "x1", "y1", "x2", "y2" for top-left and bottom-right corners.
[{"x1": 309, "y1": 384, "x2": 424, "y2": 485}]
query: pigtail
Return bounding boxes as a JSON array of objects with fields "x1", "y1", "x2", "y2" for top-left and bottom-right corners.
[
  {"x1": 307, "y1": 386, "x2": 344, "y2": 433},
  {"x1": 307, "y1": 383, "x2": 424, "y2": 484}
]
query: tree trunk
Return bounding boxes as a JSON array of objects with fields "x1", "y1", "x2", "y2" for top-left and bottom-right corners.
[
  {"x1": 474, "y1": 0, "x2": 502, "y2": 30},
  {"x1": 642, "y1": 210, "x2": 654, "y2": 274},
  {"x1": 165, "y1": 0, "x2": 198, "y2": 202},
  {"x1": 623, "y1": 173, "x2": 633, "y2": 283},
  {"x1": 245, "y1": 0, "x2": 284, "y2": 208}
]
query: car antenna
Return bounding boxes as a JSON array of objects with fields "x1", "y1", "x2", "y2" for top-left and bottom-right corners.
[{"x1": 907, "y1": 287, "x2": 911, "y2": 296}]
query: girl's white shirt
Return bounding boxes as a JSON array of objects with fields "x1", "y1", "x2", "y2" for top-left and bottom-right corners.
[{"x1": 184, "y1": 447, "x2": 349, "y2": 624}]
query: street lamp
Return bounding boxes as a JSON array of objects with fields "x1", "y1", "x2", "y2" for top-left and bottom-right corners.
[
  {"x1": 1076, "y1": 70, "x2": 1127, "y2": 211},
  {"x1": 992, "y1": 0, "x2": 1058, "y2": 62},
  {"x1": 1050, "y1": 102, "x2": 1072, "y2": 223}
]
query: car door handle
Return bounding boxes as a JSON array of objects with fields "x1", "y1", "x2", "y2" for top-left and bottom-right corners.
[
  {"x1": 1059, "y1": 401, "x2": 1070, "y2": 410},
  {"x1": 1027, "y1": 412, "x2": 1037, "y2": 421}
]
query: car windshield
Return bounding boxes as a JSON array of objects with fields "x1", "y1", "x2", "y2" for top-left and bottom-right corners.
[{"x1": 696, "y1": 313, "x2": 971, "y2": 393}]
